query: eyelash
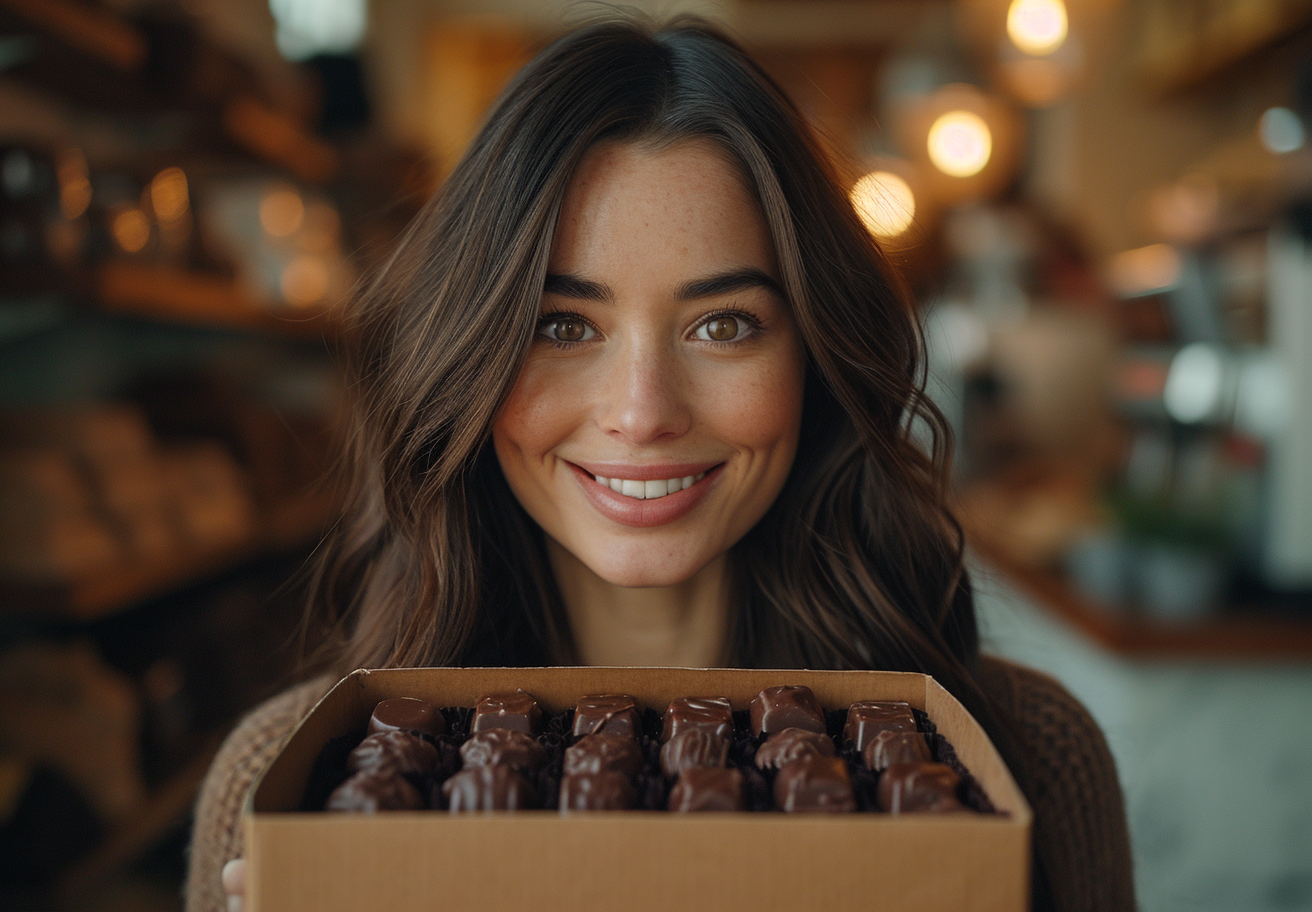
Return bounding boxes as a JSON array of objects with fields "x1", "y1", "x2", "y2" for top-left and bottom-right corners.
[{"x1": 534, "y1": 308, "x2": 765, "y2": 349}]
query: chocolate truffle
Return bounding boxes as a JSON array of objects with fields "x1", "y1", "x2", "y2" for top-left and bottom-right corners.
[
  {"x1": 326, "y1": 770, "x2": 425, "y2": 812},
  {"x1": 368, "y1": 697, "x2": 444, "y2": 737},
  {"x1": 563, "y1": 733, "x2": 644, "y2": 777},
  {"x1": 442, "y1": 765, "x2": 535, "y2": 812},
  {"x1": 661, "y1": 696, "x2": 733, "y2": 743},
  {"x1": 660, "y1": 728, "x2": 730, "y2": 778},
  {"x1": 459, "y1": 728, "x2": 547, "y2": 773},
  {"x1": 347, "y1": 730, "x2": 442, "y2": 777},
  {"x1": 862, "y1": 730, "x2": 931, "y2": 772},
  {"x1": 558, "y1": 772, "x2": 636, "y2": 812},
  {"x1": 843, "y1": 701, "x2": 917, "y2": 752},
  {"x1": 753, "y1": 727, "x2": 836, "y2": 771},
  {"x1": 571, "y1": 693, "x2": 642, "y2": 739},
  {"x1": 668, "y1": 767, "x2": 745, "y2": 812},
  {"x1": 773, "y1": 755, "x2": 856, "y2": 813},
  {"x1": 471, "y1": 690, "x2": 542, "y2": 735},
  {"x1": 749, "y1": 685, "x2": 826, "y2": 736},
  {"x1": 877, "y1": 762, "x2": 964, "y2": 814}
]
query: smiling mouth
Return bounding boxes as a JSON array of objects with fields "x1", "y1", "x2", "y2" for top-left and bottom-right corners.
[{"x1": 590, "y1": 471, "x2": 708, "y2": 500}]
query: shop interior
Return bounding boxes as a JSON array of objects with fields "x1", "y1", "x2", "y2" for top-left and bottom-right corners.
[{"x1": 1, "y1": 0, "x2": 1310, "y2": 909}]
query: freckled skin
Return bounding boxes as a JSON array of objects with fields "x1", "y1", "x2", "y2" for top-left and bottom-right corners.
[{"x1": 492, "y1": 140, "x2": 806, "y2": 590}]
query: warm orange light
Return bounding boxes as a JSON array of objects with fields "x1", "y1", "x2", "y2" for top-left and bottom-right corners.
[
  {"x1": 1108, "y1": 244, "x2": 1181, "y2": 297},
  {"x1": 927, "y1": 111, "x2": 992, "y2": 178},
  {"x1": 111, "y1": 207, "x2": 150, "y2": 253},
  {"x1": 150, "y1": 167, "x2": 189, "y2": 224},
  {"x1": 56, "y1": 150, "x2": 91, "y2": 220},
  {"x1": 1007, "y1": 0, "x2": 1068, "y2": 56},
  {"x1": 850, "y1": 171, "x2": 916, "y2": 238},
  {"x1": 280, "y1": 254, "x2": 329, "y2": 307},
  {"x1": 260, "y1": 187, "x2": 305, "y2": 237}
]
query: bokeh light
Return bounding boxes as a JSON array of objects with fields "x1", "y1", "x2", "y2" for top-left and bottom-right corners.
[
  {"x1": 1007, "y1": 0, "x2": 1068, "y2": 56},
  {"x1": 1108, "y1": 244, "x2": 1181, "y2": 297},
  {"x1": 1164, "y1": 343, "x2": 1224, "y2": 424},
  {"x1": 111, "y1": 207, "x2": 150, "y2": 253},
  {"x1": 260, "y1": 187, "x2": 305, "y2": 237},
  {"x1": 150, "y1": 167, "x2": 190, "y2": 224},
  {"x1": 280, "y1": 254, "x2": 330, "y2": 307},
  {"x1": 927, "y1": 111, "x2": 993, "y2": 178},
  {"x1": 850, "y1": 171, "x2": 916, "y2": 238},
  {"x1": 1259, "y1": 107, "x2": 1305, "y2": 154}
]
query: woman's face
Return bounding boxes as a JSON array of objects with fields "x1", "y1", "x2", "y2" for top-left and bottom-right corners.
[{"x1": 493, "y1": 140, "x2": 806, "y2": 588}]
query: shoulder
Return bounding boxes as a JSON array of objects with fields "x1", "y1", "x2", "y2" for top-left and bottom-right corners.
[
  {"x1": 978, "y1": 655, "x2": 1137, "y2": 912},
  {"x1": 185, "y1": 675, "x2": 336, "y2": 912}
]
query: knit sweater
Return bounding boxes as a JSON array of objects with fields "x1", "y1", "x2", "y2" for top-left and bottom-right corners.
[{"x1": 184, "y1": 657, "x2": 1136, "y2": 912}]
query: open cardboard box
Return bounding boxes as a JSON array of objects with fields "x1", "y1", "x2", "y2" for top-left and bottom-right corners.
[{"x1": 247, "y1": 666, "x2": 1032, "y2": 911}]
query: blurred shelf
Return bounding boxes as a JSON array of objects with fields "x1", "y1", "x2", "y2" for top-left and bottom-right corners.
[{"x1": 969, "y1": 533, "x2": 1312, "y2": 661}]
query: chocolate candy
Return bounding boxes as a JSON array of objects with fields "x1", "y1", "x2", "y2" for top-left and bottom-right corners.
[
  {"x1": 368, "y1": 697, "x2": 444, "y2": 737},
  {"x1": 459, "y1": 728, "x2": 547, "y2": 773},
  {"x1": 753, "y1": 727, "x2": 836, "y2": 770},
  {"x1": 572, "y1": 693, "x2": 641, "y2": 739},
  {"x1": 563, "y1": 733, "x2": 644, "y2": 777},
  {"x1": 668, "y1": 767, "x2": 745, "y2": 812},
  {"x1": 773, "y1": 755, "x2": 856, "y2": 813},
  {"x1": 862, "y1": 730, "x2": 931, "y2": 771},
  {"x1": 843, "y1": 701, "x2": 917, "y2": 752},
  {"x1": 749, "y1": 685, "x2": 825, "y2": 736},
  {"x1": 326, "y1": 770, "x2": 425, "y2": 812},
  {"x1": 877, "y1": 762, "x2": 964, "y2": 813},
  {"x1": 558, "y1": 772, "x2": 636, "y2": 812},
  {"x1": 661, "y1": 696, "x2": 733, "y2": 743},
  {"x1": 471, "y1": 690, "x2": 542, "y2": 735},
  {"x1": 660, "y1": 728, "x2": 729, "y2": 778},
  {"x1": 442, "y1": 765, "x2": 535, "y2": 812},
  {"x1": 347, "y1": 730, "x2": 442, "y2": 777}
]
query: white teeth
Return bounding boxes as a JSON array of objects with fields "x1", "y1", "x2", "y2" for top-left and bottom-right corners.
[{"x1": 593, "y1": 471, "x2": 709, "y2": 500}]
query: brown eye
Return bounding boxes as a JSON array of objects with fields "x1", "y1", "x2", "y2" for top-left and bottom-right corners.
[
  {"x1": 540, "y1": 316, "x2": 593, "y2": 343},
  {"x1": 704, "y1": 316, "x2": 740, "y2": 342}
]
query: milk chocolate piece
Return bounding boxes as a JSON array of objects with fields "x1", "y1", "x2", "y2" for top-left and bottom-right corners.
[
  {"x1": 326, "y1": 770, "x2": 425, "y2": 812},
  {"x1": 749, "y1": 685, "x2": 825, "y2": 736},
  {"x1": 660, "y1": 728, "x2": 729, "y2": 778},
  {"x1": 668, "y1": 767, "x2": 745, "y2": 812},
  {"x1": 442, "y1": 765, "x2": 534, "y2": 812},
  {"x1": 471, "y1": 690, "x2": 542, "y2": 735},
  {"x1": 368, "y1": 697, "x2": 444, "y2": 737},
  {"x1": 773, "y1": 755, "x2": 856, "y2": 813},
  {"x1": 862, "y1": 730, "x2": 931, "y2": 771},
  {"x1": 843, "y1": 701, "x2": 917, "y2": 752},
  {"x1": 572, "y1": 693, "x2": 641, "y2": 739},
  {"x1": 558, "y1": 772, "x2": 636, "y2": 812},
  {"x1": 459, "y1": 728, "x2": 547, "y2": 773},
  {"x1": 563, "y1": 733, "x2": 644, "y2": 777},
  {"x1": 347, "y1": 730, "x2": 441, "y2": 777},
  {"x1": 661, "y1": 696, "x2": 733, "y2": 743},
  {"x1": 753, "y1": 727, "x2": 836, "y2": 770},
  {"x1": 877, "y1": 762, "x2": 964, "y2": 813}
]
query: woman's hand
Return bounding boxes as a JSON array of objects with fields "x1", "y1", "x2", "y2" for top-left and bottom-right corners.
[{"x1": 222, "y1": 858, "x2": 246, "y2": 912}]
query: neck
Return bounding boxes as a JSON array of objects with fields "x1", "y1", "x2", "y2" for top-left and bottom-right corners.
[{"x1": 545, "y1": 538, "x2": 735, "y2": 667}]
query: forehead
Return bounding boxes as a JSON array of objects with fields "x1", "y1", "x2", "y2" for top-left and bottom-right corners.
[{"x1": 549, "y1": 139, "x2": 777, "y2": 278}]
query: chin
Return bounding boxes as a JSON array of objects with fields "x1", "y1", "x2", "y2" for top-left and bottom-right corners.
[{"x1": 585, "y1": 551, "x2": 707, "y2": 589}]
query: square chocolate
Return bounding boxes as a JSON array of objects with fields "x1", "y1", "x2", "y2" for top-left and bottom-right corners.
[
  {"x1": 471, "y1": 690, "x2": 542, "y2": 735},
  {"x1": 842, "y1": 701, "x2": 917, "y2": 752},
  {"x1": 326, "y1": 770, "x2": 425, "y2": 812},
  {"x1": 459, "y1": 728, "x2": 548, "y2": 773},
  {"x1": 558, "y1": 772, "x2": 637, "y2": 812},
  {"x1": 571, "y1": 693, "x2": 641, "y2": 739},
  {"x1": 753, "y1": 727, "x2": 835, "y2": 771},
  {"x1": 862, "y1": 730, "x2": 931, "y2": 771},
  {"x1": 660, "y1": 728, "x2": 729, "y2": 778},
  {"x1": 368, "y1": 697, "x2": 445, "y2": 737},
  {"x1": 876, "y1": 762, "x2": 964, "y2": 813},
  {"x1": 442, "y1": 765, "x2": 535, "y2": 812},
  {"x1": 748, "y1": 685, "x2": 825, "y2": 736},
  {"x1": 661, "y1": 696, "x2": 733, "y2": 743},
  {"x1": 668, "y1": 767, "x2": 745, "y2": 812},
  {"x1": 563, "y1": 733, "x2": 644, "y2": 777},
  {"x1": 773, "y1": 755, "x2": 855, "y2": 813}
]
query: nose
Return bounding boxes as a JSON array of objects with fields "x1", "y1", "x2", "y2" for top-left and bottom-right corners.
[{"x1": 598, "y1": 337, "x2": 691, "y2": 445}]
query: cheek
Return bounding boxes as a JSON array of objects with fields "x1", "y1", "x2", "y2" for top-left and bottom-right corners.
[
  {"x1": 697, "y1": 352, "x2": 806, "y2": 453},
  {"x1": 493, "y1": 360, "x2": 575, "y2": 461}
]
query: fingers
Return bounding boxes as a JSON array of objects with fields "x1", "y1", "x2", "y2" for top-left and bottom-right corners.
[{"x1": 222, "y1": 857, "x2": 247, "y2": 912}]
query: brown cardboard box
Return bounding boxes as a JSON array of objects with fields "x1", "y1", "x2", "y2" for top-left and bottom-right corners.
[{"x1": 247, "y1": 666, "x2": 1032, "y2": 912}]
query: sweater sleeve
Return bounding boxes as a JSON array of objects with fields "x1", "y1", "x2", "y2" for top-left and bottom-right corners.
[
  {"x1": 184, "y1": 675, "x2": 334, "y2": 912},
  {"x1": 979, "y1": 656, "x2": 1136, "y2": 912}
]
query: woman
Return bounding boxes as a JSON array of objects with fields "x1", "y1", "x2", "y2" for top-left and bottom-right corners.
[{"x1": 189, "y1": 17, "x2": 1134, "y2": 912}]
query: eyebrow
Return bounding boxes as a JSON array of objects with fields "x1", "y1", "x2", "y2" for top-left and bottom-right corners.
[{"x1": 543, "y1": 268, "x2": 784, "y2": 303}]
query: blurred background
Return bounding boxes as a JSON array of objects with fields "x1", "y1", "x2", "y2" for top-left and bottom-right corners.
[{"x1": 0, "y1": 0, "x2": 1309, "y2": 908}]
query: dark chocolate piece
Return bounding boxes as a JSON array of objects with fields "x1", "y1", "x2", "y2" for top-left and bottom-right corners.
[
  {"x1": 843, "y1": 701, "x2": 917, "y2": 752},
  {"x1": 668, "y1": 767, "x2": 745, "y2": 812},
  {"x1": 661, "y1": 696, "x2": 733, "y2": 743},
  {"x1": 753, "y1": 727, "x2": 836, "y2": 770},
  {"x1": 471, "y1": 690, "x2": 542, "y2": 735},
  {"x1": 749, "y1": 685, "x2": 826, "y2": 736},
  {"x1": 571, "y1": 693, "x2": 641, "y2": 739},
  {"x1": 558, "y1": 772, "x2": 636, "y2": 812},
  {"x1": 326, "y1": 770, "x2": 425, "y2": 812},
  {"x1": 459, "y1": 728, "x2": 547, "y2": 773},
  {"x1": 773, "y1": 755, "x2": 856, "y2": 813},
  {"x1": 368, "y1": 697, "x2": 444, "y2": 737},
  {"x1": 862, "y1": 730, "x2": 931, "y2": 771},
  {"x1": 563, "y1": 733, "x2": 644, "y2": 777},
  {"x1": 660, "y1": 728, "x2": 729, "y2": 778},
  {"x1": 442, "y1": 765, "x2": 535, "y2": 812},
  {"x1": 347, "y1": 730, "x2": 442, "y2": 777},
  {"x1": 877, "y1": 762, "x2": 965, "y2": 813}
]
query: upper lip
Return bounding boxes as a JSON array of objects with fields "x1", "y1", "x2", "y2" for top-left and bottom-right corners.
[{"x1": 569, "y1": 460, "x2": 722, "y2": 481}]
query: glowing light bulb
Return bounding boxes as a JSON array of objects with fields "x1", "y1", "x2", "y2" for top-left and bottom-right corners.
[
  {"x1": 111, "y1": 207, "x2": 150, "y2": 253},
  {"x1": 1007, "y1": 0, "x2": 1068, "y2": 56},
  {"x1": 850, "y1": 171, "x2": 916, "y2": 238},
  {"x1": 927, "y1": 111, "x2": 992, "y2": 178},
  {"x1": 150, "y1": 167, "x2": 190, "y2": 224}
]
